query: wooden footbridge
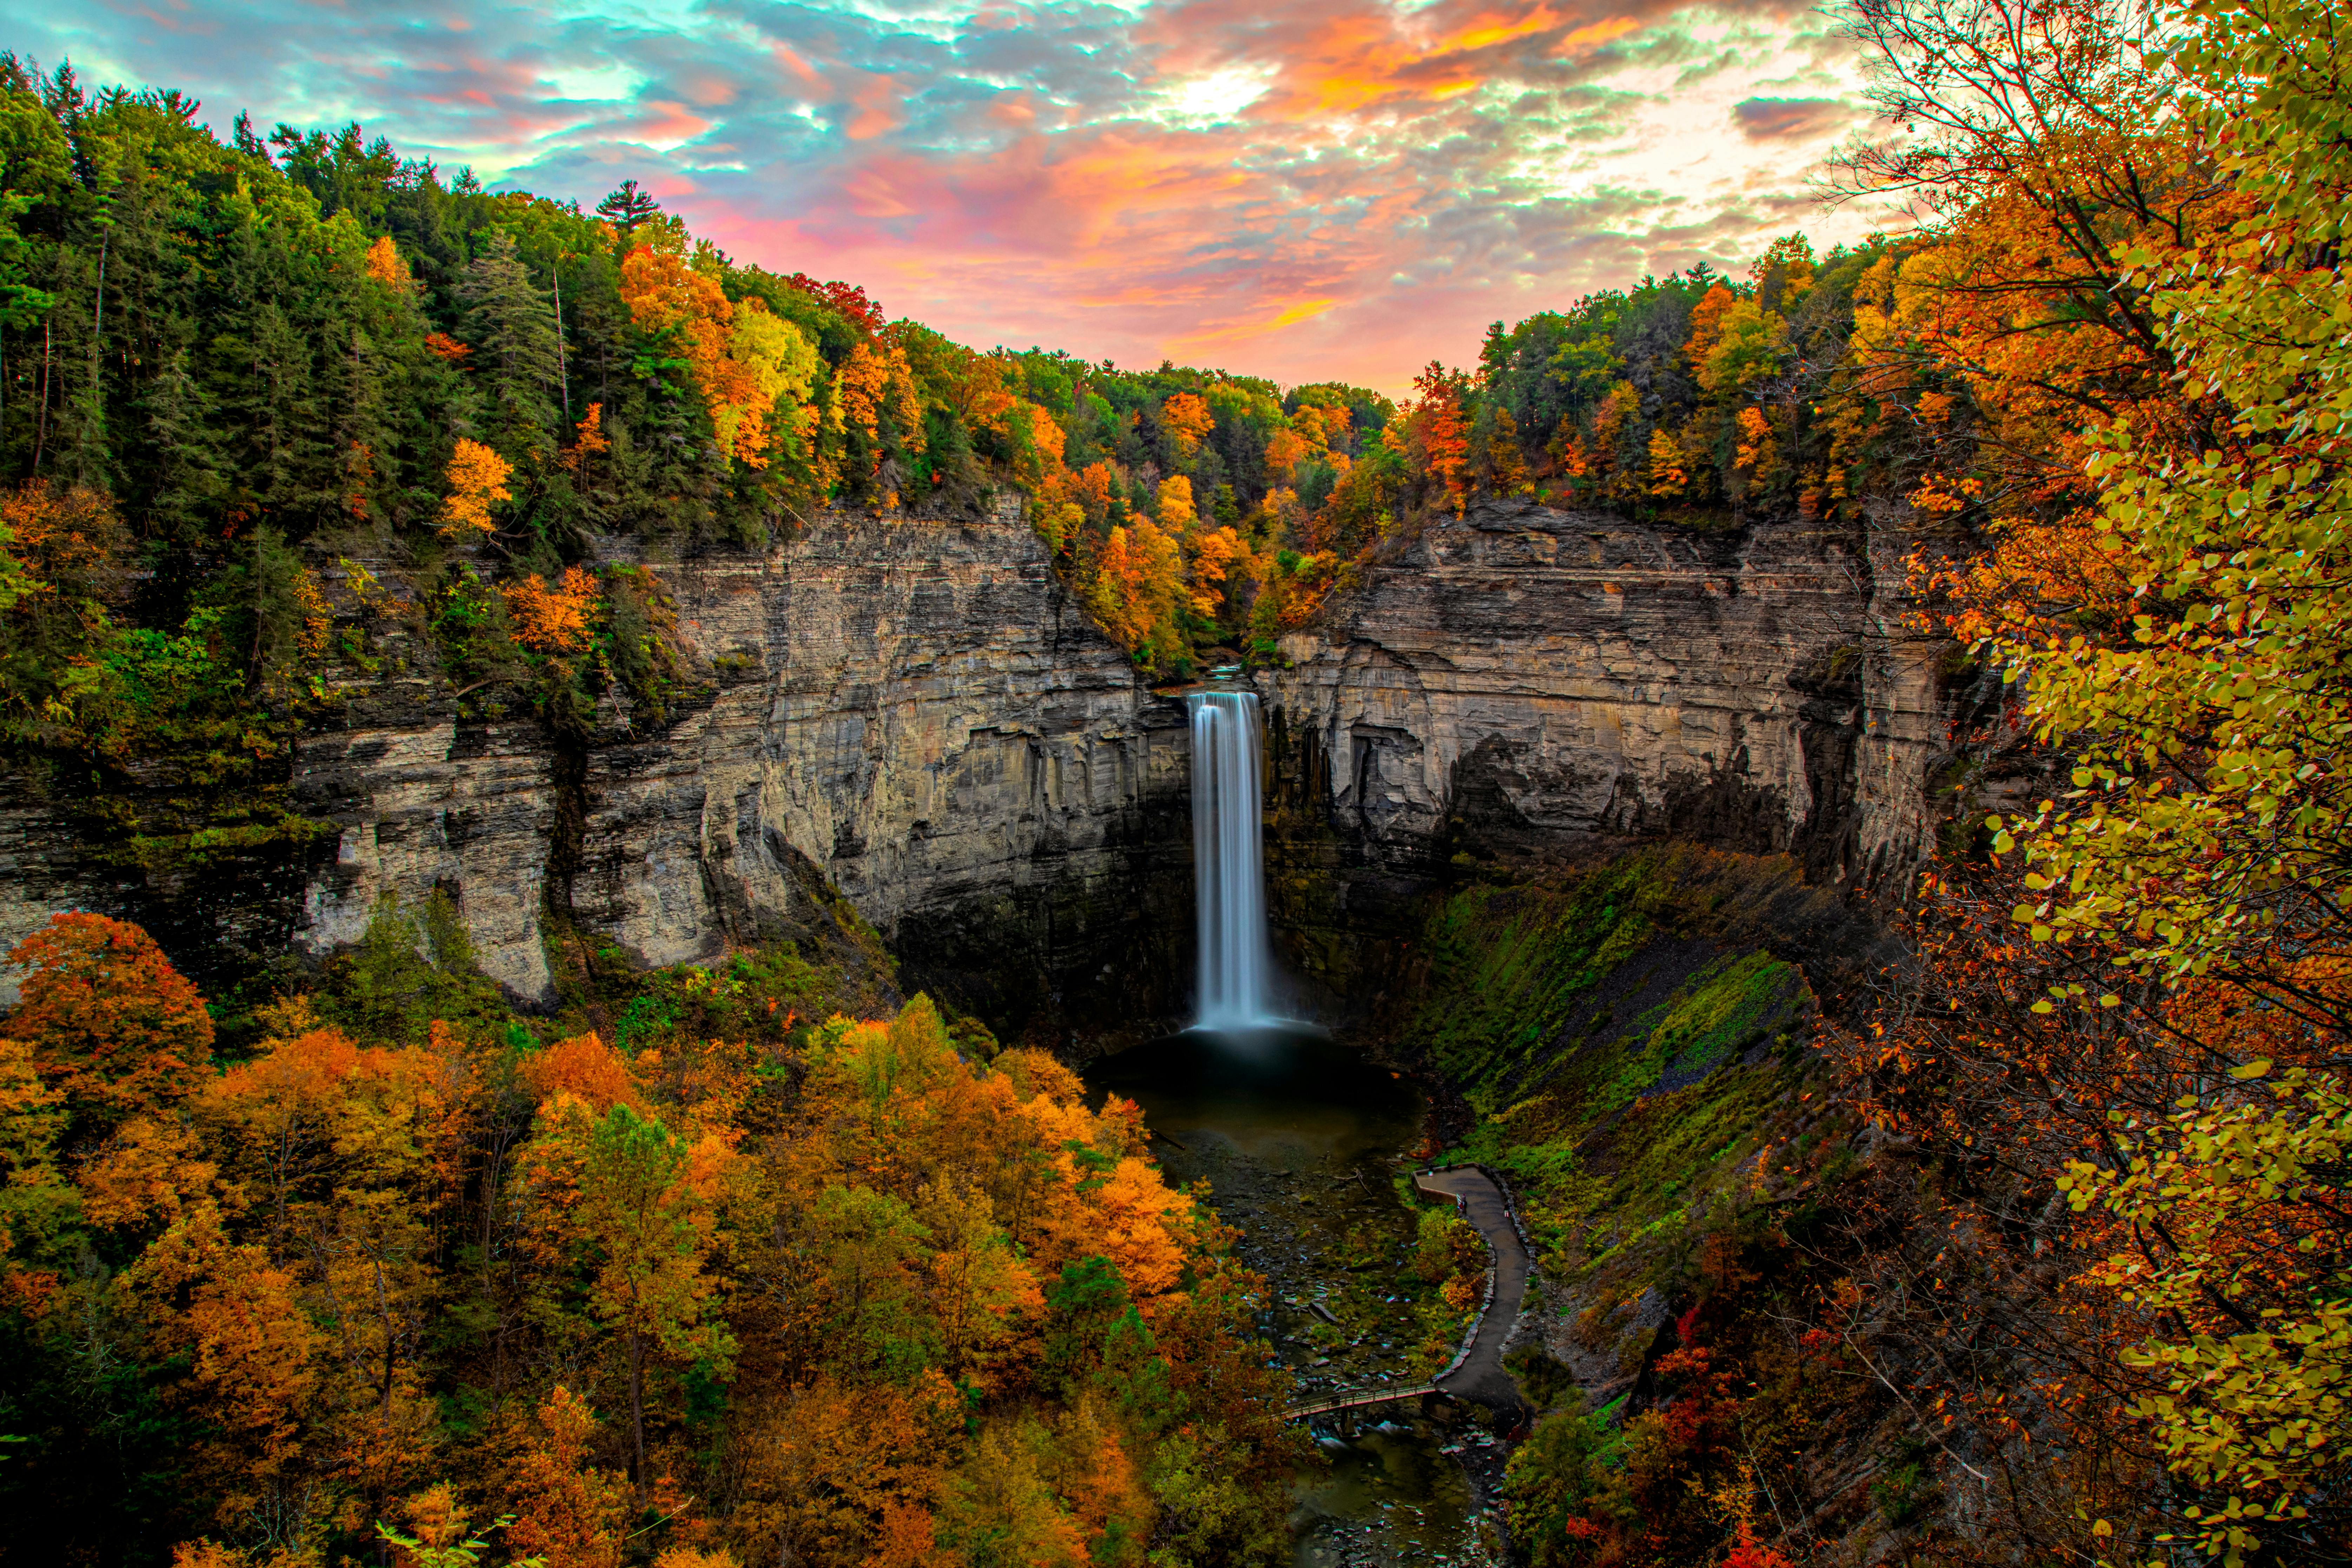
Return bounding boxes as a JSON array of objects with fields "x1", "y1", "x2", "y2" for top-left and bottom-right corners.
[
  {"x1": 1284, "y1": 1383, "x2": 1439, "y2": 1430},
  {"x1": 1280, "y1": 1165, "x2": 1535, "y2": 1429}
]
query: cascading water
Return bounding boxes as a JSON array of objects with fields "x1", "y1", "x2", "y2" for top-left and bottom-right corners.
[{"x1": 1188, "y1": 689, "x2": 1278, "y2": 1030}]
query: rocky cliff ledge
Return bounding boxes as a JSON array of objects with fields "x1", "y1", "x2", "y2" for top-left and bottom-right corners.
[
  {"x1": 0, "y1": 506, "x2": 1196, "y2": 1025},
  {"x1": 1260, "y1": 498, "x2": 1951, "y2": 1008},
  {"x1": 0, "y1": 499, "x2": 1954, "y2": 1027},
  {"x1": 295, "y1": 506, "x2": 1197, "y2": 1021}
]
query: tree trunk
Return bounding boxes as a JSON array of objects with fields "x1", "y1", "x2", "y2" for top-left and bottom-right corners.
[
  {"x1": 553, "y1": 262, "x2": 569, "y2": 423},
  {"x1": 33, "y1": 318, "x2": 48, "y2": 472},
  {"x1": 629, "y1": 1324, "x2": 646, "y2": 1499}
]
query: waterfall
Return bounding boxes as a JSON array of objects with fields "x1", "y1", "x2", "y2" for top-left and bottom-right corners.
[{"x1": 1188, "y1": 689, "x2": 1277, "y2": 1030}]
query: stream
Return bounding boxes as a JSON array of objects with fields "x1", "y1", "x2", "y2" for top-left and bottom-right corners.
[{"x1": 1087, "y1": 1025, "x2": 1509, "y2": 1567}]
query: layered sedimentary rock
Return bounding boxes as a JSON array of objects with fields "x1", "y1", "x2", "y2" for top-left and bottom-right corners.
[
  {"x1": 1260, "y1": 498, "x2": 1949, "y2": 1004},
  {"x1": 1268, "y1": 498, "x2": 1942, "y2": 872},
  {"x1": 0, "y1": 496, "x2": 1953, "y2": 1025},
  {"x1": 294, "y1": 505, "x2": 1195, "y2": 1017}
]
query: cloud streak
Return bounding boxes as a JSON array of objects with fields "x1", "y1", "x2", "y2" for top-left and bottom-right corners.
[
  {"x1": 13, "y1": 0, "x2": 1893, "y2": 391},
  {"x1": 1732, "y1": 95, "x2": 1857, "y2": 141}
]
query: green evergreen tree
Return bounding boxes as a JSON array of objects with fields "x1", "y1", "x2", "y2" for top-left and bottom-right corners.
[
  {"x1": 593, "y1": 178, "x2": 659, "y2": 238},
  {"x1": 460, "y1": 229, "x2": 561, "y2": 457},
  {"x1": 133, "y1": 341, "x2": 223, "y2": 545}
]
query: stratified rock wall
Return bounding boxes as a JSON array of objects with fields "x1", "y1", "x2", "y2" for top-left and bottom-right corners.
[
  {"x1": 564, "y1": 515, "x2": 1194, "y2": 1020},
  {"x1": 1270, "y1": 500, "x2": 1942, "y2": 870},
  {"x1": 0, "y1": 498, "x2": 1952, "y2": 1022},
  {"x1": 294, "y1": 507, "x2": 1194, "y2": 1018},
  {"x1": 1259, "y1": 499, "x2": 1948, "y2": 1005}
]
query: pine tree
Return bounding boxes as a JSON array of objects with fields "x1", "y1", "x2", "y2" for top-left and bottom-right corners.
[
  {"x1": 594, "y1": 179, "x2": 660, "y2": 238},
  {"x1": 459, "y1": 230, "x2": 562, "y2": 456},
  {"x1": 133, "y1": 340, "x2": 224, "y2": 544}
]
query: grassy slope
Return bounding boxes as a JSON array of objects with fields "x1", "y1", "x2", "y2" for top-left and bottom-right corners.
[{"x1": 1388, "y1": 846, "x2": 1873, "y2": 1373}]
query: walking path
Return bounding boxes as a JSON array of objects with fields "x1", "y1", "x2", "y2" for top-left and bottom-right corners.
[
  {"x1": 1416, "y1": 1166, "x2": 1533, "y2": 1412},
  {"x1": 1283, "y1": 1165, "x2": 1533, "y2": 1422}
]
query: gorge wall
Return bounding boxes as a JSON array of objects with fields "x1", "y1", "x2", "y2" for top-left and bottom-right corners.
[
  {"x1": 0, "y1": 498, "x2": 1954, "y2": 1028},
  {"x1": 292, "y1": 501, "x2": 1201, "y2": 1027},
  {"x1": 1259, "y1": 497, "x2": 1950, "y2": 1009}
]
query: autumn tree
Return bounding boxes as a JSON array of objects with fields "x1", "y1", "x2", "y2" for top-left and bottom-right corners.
[
  {"x1": 620, "y1": 238, "x2": 823, "y2": 474},
  {"x1": 563, "y1": 1101, "x2": 730, "y2": 1493},
  {"x1": 0, "y1": 1027, "x2": 68, "y2": 1281},
  {"x1": 1153, "y1": 474, "x2": 1194, "y2": 531},
  {"x1": 1, "y1": 912, "x2": 214, "y2": 1145},
  {"x1": 1844, "y1": 2, "x2": 2352, "y2": 1562},
  {"x1": 1832, "y1": 0, "x2": 2222, "y2": 495},
  {"x1": 441, "y1": 440, "x2": 512, "y2": 538},
  {"x1": 502, "y1": 566, "x2": 600, "y2": 654},
  {"x1": 1159, "y1": 392, "x2": 1214, "y2": 456},
  {"x1": 1398, "y1": 363, "x2": 1471, "y2": 515},
  {"x1": 503, "y1": 1386, "x2": 632, "y2": 1568}
]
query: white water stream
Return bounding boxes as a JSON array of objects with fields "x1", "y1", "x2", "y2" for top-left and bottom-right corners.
[{"x1": 1188, "y1": 689, "x2": 1279, "y2": 1030}]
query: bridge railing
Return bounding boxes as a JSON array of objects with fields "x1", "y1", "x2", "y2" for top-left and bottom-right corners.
[{"x1": 1282, "y1": 1384, "x2": 1438, "y2": 1423}]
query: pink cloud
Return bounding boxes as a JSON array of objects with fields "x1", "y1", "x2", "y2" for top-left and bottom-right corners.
[{"x1": 50, "y1": 0, "x2": 1872, "y2": 393}]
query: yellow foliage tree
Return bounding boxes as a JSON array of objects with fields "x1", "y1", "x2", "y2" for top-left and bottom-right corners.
[
  {"x1": 1159, "y1": 393, "x2": 1214, "y2": 455},
  {"x1": 619, "y1": 244, "x2": 819, "y2": 468},
  {"x1": 2061, "y1": 1062, "x2": 2352, "y2": 1566},
  {"x1": 364, "y1": 235, "x2": 411, "y2": 291},
  {"x1": 1697, "y1": 301, "x2": 1790, "y2": 396},
  {"x1": 440, "y1": 440, "x2": 512, "y2": 538},
  {"x1": 1263, "y1": 427, "x2": 1309, "y2": 480},
  {"x1": 1187, "y1": 526, "x2": 1245, "y2": 620},
  {"x1": 1153, "y1": 474, "x2": 1194, "y2": 531},
  {"x1": 1646, "y1": 427, "x2": 1690, "y2": 499},
  {"x1": 1091, "y1": 521, "x2": 1185, "y2": 659}
]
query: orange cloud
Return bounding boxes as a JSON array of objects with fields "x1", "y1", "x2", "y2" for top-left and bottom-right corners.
[
  {"x1": 845, "y1": 73, "x2": 901, "y2": 141},
  {"x1": 769, "y1": 44, "x2": 822, "y2": 89},
  {"x1": 633, "y1": 101, "x2": 710, "y2": 146},
  {"x1": 1207, "y1": 2, "x2": 1643, "y2": 121}
]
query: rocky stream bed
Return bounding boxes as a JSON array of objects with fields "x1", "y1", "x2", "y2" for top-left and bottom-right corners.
[{"x1": 1087, "y1": 1027, "x2": 1523, "y2": 1567}]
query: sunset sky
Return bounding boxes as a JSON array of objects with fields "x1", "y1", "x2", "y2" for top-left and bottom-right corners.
[{"x1": 15, "y1": 1, "x2": 1896, "y2": 394}]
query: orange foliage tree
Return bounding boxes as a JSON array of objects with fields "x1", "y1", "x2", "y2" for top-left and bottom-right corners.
[
  {"x1": 619, "y1": 241, "x2": 819, "y2": 469},
  {"x1": 440, "y1": 440, "x2": 513, "y2": 538},
  {"x1": 2, "y1": 912, "x2": 213, "y2": 1143},
  {"x1": 501, "y1": 566, "x2": 600, "y2": 655}
]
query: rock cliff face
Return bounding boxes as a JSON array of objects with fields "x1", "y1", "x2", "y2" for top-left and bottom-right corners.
[
  {"x1": 294, "y1": 507, "x2": 1197, "y2": 1022},
  {"x1": 0, "y1": 498, "x2": 1954, "y2": 1027},
  {"x1": 1258, "y1": 498, "x2": 1950, "y2": 1008}
]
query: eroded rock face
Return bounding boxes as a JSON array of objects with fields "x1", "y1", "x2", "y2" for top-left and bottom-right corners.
[
  {"x1": 0, "y1": 498, "x2": 1952, "y2": 1025},
  {"x1": 565, "y1": 516, "x2": 1196, "y2": 1022},
  {"x1": 297, "y1": 509, "x2": 1195, "y2": 1021},
  {"x1": 1259, "y1": 499, "x2": 1948, "y2": 1005}
]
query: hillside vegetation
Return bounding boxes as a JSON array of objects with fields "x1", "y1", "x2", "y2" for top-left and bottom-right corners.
[
  {"x1": 0, "y1": 902, "x2": 1302, "y2": 1567},
  {"x1": 1377, "y1": 2, "x2": 2352, "y2": 1565}
]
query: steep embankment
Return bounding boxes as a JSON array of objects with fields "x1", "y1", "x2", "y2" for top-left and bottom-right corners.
[
  {"x1": 303, "y1": 501, "x2": 1200, "y2": 1024},
  {"x1": 1241, "y1": 499, "x2": 1958, "y2": 1557}
]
